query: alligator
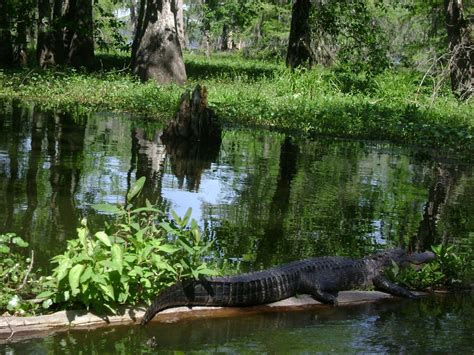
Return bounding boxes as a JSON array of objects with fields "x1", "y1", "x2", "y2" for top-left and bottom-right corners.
[{"x1": 141, "y1": 248, "x2": 435, "y2": 325}]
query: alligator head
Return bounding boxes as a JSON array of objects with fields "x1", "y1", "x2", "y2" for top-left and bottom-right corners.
[{"x1": 368, "y1": 248, "x2": 436, "y2": 269}]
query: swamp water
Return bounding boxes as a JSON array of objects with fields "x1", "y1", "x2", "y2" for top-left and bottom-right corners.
[{"x1": 1, "y1": 101, "x2": 473, "y2": 352}]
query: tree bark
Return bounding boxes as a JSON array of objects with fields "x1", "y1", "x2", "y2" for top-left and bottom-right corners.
[
  {"x1": 220, "y1": 23, "x2": 233, "y2": 51},
  {"x1": 65, "y1": 0, "x2": 95, "y2": 68},
  {"x1": 37, "y1": 0, "x2": 57, "y2": 67},
  {"x1": 13, "y1": 10, "x2": 28, "y2": 66},
  {"x1": 0, "y1": 0, "x2": 13, "y2": 67},
  {"x1": 444, "y1": 0, "x2": 473, "y2": 100},
  {"x1": 175, "y1": 0, "x2": 186, "y2": 49},
  {"x1": 286, "y1": 0, "x2": 315, "y2": 69},
  {"x1": 132, "y1": 0, "x2": 187, "y2": 84}
]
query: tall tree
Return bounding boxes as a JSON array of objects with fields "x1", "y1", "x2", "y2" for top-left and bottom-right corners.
[
  {"x1": 132, "y1": 0, "x2": 186, "y2": 84},
  {"x1": 175, "y1": 0, "x2": 186, "y2": 49},
  {"x1": 63, "y1": 0, "x2": 95, "y2": 68},
  {"x1": 444, "y1": 0, "x2": 472, "y2": 100},
  {"x1": 286, "y1": 0, "x2": 314, "y2": 68},
  {"x1": 37, "y1": 0, "x2": 95, "y2": 68},
  {"x1": 37, "y1": 0, "x2": 56, "y2": 67},
  {"x1": 0, "y1": 0, "x2": 13, "y2": 67}
]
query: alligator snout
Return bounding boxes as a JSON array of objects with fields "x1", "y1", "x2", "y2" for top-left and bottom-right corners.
[{"x1": 406, "y1": 251, "x2": 436, "y2": 265}]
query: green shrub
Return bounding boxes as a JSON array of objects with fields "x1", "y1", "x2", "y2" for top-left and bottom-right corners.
[
  {"x1": 37, "y1": 177, "x2": 221, "y2": 314},
  {"x1": 388, "y1": 244, "x2": 469, "y2": 290},
  {"x1": 0, "y1": 233, "x2": 43, "y2": 315}
]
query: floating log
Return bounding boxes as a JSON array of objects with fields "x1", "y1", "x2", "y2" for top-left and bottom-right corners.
[{"x1": 0, "y1": 291, "x2": 419, "y2": 344}]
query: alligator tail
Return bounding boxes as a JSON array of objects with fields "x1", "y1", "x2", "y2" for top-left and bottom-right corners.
[{"x1": 141, "y1": 283, "x2": 187, "y2": 325}]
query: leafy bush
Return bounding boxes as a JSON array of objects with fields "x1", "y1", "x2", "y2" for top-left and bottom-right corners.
[
  {"x1": 0, "y1": 233, "x2": 42, "y2": 315},
  {"x1": 389, "y1": 244, "x2": 468, "y2": 290},
  {"x1": 37, "y1": 177, "x2": 220, "y2": 314}
]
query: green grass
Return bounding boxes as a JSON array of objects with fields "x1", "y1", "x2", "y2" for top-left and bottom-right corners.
[{"x1": 0, "y1": 51, "x2": 473, "y2": 152}]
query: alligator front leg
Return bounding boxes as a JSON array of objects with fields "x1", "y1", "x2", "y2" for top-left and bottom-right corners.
[
  {"x1": 298, "y1": 274, "x2": 339, "y2": 305},
  {"x1": 373, "y1": 276, "x2": 418, "y2": 299}
]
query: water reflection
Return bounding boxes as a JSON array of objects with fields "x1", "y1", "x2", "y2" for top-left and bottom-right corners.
[
  {"x1": 3, "y1": 293, "x2": 473, "y2": 353},
  {"x1": 0, "y1": 101, "x2": 473, "y2": 271},
  {"x1": 162, "y1": 135, "x2": 221, "y2": 192}
]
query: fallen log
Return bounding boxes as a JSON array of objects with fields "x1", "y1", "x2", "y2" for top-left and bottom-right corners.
[{"x1": 0, "y1": 291, "x2": 412, "y2": 344}]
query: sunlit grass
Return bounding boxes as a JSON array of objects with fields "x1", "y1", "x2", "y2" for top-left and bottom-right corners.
[{"x1": 0, "y1": 51, "x2": 472, "y2": 152}]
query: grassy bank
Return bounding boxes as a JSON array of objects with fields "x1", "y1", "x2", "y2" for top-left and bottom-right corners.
[{"x1": 1, "y1": 52, "x2": 473, "y2": 152}]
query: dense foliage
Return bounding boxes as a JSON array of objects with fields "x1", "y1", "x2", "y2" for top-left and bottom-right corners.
[{"x1": 0, "y1": 178, "x2": 223, "y2": 315}]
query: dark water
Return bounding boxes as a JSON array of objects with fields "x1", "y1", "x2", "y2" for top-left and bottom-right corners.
[
  {"x1": 1, "y1": 100, "x2": 474, "y2": 351},
  {"x1": 1, "y1": 100, "x2": 473, "y2": 270},
  {"x1": 2, "y1": 293, "x2": 473, "y2": 353}
]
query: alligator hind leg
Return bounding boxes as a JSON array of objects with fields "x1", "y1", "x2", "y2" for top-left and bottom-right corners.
[
  {"x1": 373, "y1": 276, "x2": 418, "y2": 299},
  {"x1": 298, "y1": 274, "x2": 339, "y2": 305}
]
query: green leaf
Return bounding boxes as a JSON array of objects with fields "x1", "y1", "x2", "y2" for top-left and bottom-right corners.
[
  {"x1": 80, "y1": 266, "x2": 94, "y2": 283},
  {"x1": 181, "y1": 208, "x2": 192, "y2": 227},
  {"x1": 36, "y1": 290, "x2": 55, "y2": 299},
  {"x1": 130, "y1": 207, "x2": 161, "y2": 214},
  {"x1": 157, "y1": 244, "x2": 179, "y2": 254},
  {"x1": 92, "y1": 203, "x2": 124, "y2": 215},
  {"x1": 42, "y1": 299, "x2": 53, "y2": 309},
  {"x1": 95, "y1": 231, "x2": 112, "y2": 247},
  {"x1": 0, "y1": 245, "x2": 10, "y2": 253},
  {"x1": 171, "y1": 210, "x2": 181, "y2": 226},
  {"x1": 69, "y1": 264, "x2": 85, "y2": 295},
  {"x1": 55, "y1": 260, "x2": 71, "y2": 282},
  {"x1": 197, "y1": 264, "x2": 219, "y2": 276},
  {"x1": 12, "y1": 236, "x2": 29, "y2": 247},
  {"x1": 99, "y1": 283, "x2": 115, "y2": 301},
  {"x1": 111, "y1": 244, "x2": 123, "y2": 274},
  {"x1": 177, "y1": 239, "x2": 195, "y2": 255},
  {"x1": 145, "y1": 199, "x2": 153, "y2": 208},
  {"x1": 159, "y1": 222, "x2": 178, "y2": 236},
  {"x1": 77, "y1": 227, "x2": 88, "y2": 251},
  {"x1": 127, "y1": 176, "x2": 146, "y2": 202},
  {"x1": 192, "y1": 227, "x2": 201, "y2": 243}
]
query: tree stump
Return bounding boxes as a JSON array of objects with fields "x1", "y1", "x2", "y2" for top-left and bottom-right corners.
[
  {"x1": 162, "y1": 85, "x2": 221, "y2": 142},
  {"x1": 162, "y1": 85, "x2": 221, "y2": 190}
]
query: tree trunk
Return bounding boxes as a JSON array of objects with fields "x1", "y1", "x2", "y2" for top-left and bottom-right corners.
[
  {"x1": 220, "y1": 23, "x2": 233, "y2": 51},
  {"x1": 286, "y1": 0, "x2": 314, "y2": 69},
  {"x1": 65, "y1": 0, "x2": 95, "y2": 68},
  {"x1": 132, "y1": 0, "x2": 186, "y2": 84},
  {"x1": 37, "y1": 0, "x2": 57, "y2": 67},
  {"x1": 13, "y1": 13, "x2": 28, "y2": 66},
  {"x1": 444, "y1": 0, "x2": 473, "y2": 100},
  {"x1": 0, "y1": 0, "x2": 13, "y2": 67},
  {"x1": 52, "y1": 0, "x2": 67, "y2": 65},
  {"x1": 130, "y1": 0, "x2": 138, "y2": 35},
  {"x1": 175, "y1": 0, "x2": 186, "y2": 50}
]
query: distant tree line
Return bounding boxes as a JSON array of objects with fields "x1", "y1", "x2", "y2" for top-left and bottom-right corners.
[{"x1": 0, "y1": 0, "x2": 471, "y2": 99}]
